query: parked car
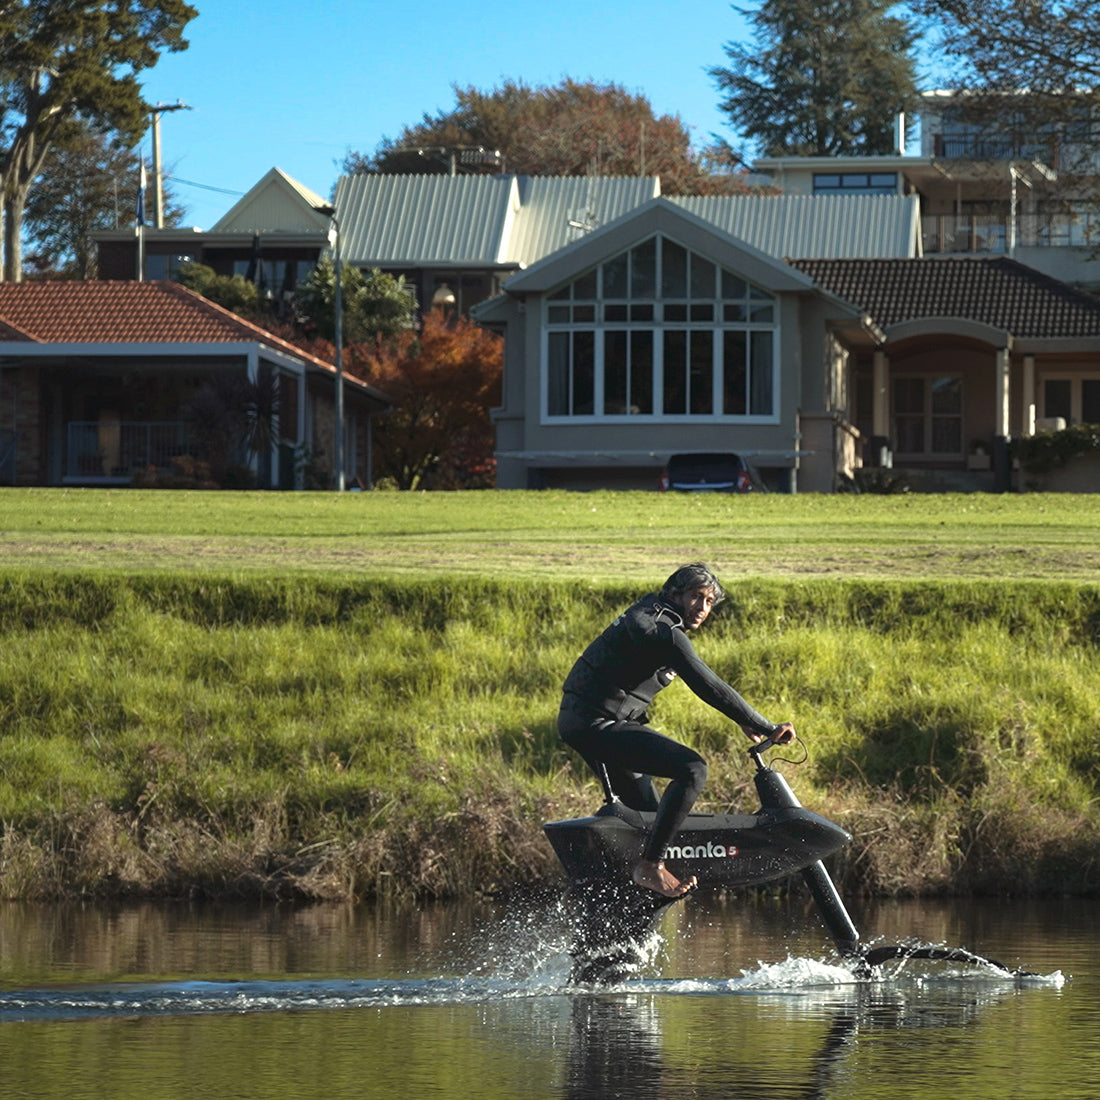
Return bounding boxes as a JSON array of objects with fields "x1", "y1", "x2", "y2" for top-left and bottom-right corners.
[{"x1": 659, "y1": 452, "x2": 767, "y2": 493}]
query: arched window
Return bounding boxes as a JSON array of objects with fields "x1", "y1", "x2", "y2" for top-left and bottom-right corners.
[{"x1": 544, "y1": 235, "x2": 777, "y2": 421}]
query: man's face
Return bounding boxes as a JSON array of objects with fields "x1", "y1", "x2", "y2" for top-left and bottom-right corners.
[{"x1": 676, "y1": 586, "x2": 717, "y2": 630}]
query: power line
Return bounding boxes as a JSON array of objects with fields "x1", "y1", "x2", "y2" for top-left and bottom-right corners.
[{"x1": 164, "y1": 174, "x2": 246, "y2": 196}]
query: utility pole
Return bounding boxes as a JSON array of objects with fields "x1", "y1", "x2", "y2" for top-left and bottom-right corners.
[
  {"x1": 149, "y1": 101, "x2": 192, "y2": 228},
  {"x1": 319, "y1": 205, "x2": 345, "y2": 491}
]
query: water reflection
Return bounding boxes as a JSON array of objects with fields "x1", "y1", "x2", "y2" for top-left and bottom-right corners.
[
  {"x1": 562, "y1": 974, "x2": 1059, "y2": 1100},
  {"x1": 0, "y1": 895, "x2": 1092, "y2": 1100},
  {"x1": 0, "y1": 898, "x2": 497, "y2": 986},
  {"x1": 564, "y1": 997, "x2": 871, "y2": 1100},
  {"x1": 566, "y1": 997, "x2": 664, "y2": 1098}
]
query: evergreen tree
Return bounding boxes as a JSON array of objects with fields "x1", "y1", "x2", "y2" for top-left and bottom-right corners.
[
  {"x1": 294, "y1": 259, "x2": 417, "y2": 344},
  {"x1": 711, "y1": 0, "x2": 921, "y2": 158},
  {"x1": 176, "y1": 262, "x2": 261, "y2": 317}
]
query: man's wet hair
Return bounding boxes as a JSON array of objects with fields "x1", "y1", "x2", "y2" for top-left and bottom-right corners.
[{"x1": 660, "y1": 562, "x2": 726, "y2": 605}]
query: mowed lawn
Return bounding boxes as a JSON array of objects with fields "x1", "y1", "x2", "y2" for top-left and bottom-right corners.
[{"x1": 2, "y1": 487, "x2": 1098, "y2": 582}]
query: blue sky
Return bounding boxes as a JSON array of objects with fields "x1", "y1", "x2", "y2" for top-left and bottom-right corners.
[{"x1": 136, "y1": 0, "x2": 750, "y2": 227}]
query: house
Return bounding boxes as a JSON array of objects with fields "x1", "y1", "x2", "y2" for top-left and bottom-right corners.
[
  {"x1": 332, "y1": 173, "x2": 921, "y2": 313},
  {"x1": 473, "y1": 199, "x2": 1100, "y2": 493},
  {"x1": 97, "y1": 169, "x2": 921, "y2": 311},
  {"x1": 91, "y1": 165, "x2": 1100, "y2": 493},
  {"x1": 753, "y1": 91, "x2": 1100, "y2": 289},
  {"x1": 473, "y1": 197, "x2": 876, "y2": 492},
  {"x1": 333, "y1": 173, "x2": 663, "y2": 314},
  {"x1": 792, "y1": 256, "x2": 1100, "y2": 489},
  {"x1": 0, "y1": 280, "x2": 390, "y2": 489},
  {"x1": 95, "y1": 167, "x2": 334, "y2": 310}
]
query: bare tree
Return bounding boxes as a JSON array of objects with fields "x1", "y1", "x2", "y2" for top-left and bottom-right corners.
[{"x1": 23, "y1": 121, "x2": 184, "y2": 278}]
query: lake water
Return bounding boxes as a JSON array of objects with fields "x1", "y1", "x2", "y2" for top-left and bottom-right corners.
[{"x1": 0, "y1": 891, "x2": 1093, "y2": 1099}]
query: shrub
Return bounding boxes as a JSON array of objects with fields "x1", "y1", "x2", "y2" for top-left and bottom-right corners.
[{"x1": 1012, "y1": 422, "x2": 1100, "y2": 474}]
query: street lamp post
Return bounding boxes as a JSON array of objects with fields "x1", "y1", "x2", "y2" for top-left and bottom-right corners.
[{"x1": 320, "y1": 205, "x2": 345, "y2": 491}]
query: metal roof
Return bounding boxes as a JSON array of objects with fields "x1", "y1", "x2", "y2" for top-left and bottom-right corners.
[
  {"x1": 330, "y1": 175, "x2": 920, "y2": 270},
  {"x1": 502, "y1": 176, "x2": 661, "y2": 265},
  {"x1": 669, "y1": 194, "x2": 921, "y2": 259},
  {"x1": 335, "y1": 174, "x2": 518, "y2": 266},
  {"x1": 501, "y1": 197, "x2": 819, "y2": 296}
]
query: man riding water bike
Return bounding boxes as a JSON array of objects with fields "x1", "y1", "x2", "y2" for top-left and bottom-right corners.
[{"x1": 558, "y1": 563, "x2": 796, "y2": 898}]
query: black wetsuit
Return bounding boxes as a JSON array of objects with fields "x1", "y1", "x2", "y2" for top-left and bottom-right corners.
[{"x1": 558, "y1": 593, "x2": 779, "y2": 863}]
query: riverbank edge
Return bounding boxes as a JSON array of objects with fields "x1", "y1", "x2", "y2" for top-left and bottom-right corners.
[{"x1": 1, "y1": 570, "x2": 1098, "y2": 903}]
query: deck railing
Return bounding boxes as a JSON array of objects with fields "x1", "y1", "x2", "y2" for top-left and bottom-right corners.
[{"x1": 922, "y1": 211, "x2": 1100, "y2": 254}]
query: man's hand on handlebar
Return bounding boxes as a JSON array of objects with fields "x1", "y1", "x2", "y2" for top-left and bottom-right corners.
[{"x1": 744, "y1": 722, "x2": 796, "y2": 746}]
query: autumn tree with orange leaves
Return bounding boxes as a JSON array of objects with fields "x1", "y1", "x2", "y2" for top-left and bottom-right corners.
[{"x1": 349, "y1": 310, "x2": 503, "y2": 490}]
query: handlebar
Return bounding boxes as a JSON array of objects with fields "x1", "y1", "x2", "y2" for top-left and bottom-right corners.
[
  {"x1": 748, "y1": 730, "x2": 804, "y2": 771},
  {"x1": 748, "y1": 736, "x2": 777, "y2": 769}
]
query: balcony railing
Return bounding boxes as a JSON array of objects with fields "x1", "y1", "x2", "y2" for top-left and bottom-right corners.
[
  {"x1": 931, "y1": 134, "x2": 1054, "y2": 161},
  {"x1": 922, "y1": 212, "x2": 1100, "y2": 254},
  {"x1": 66, "y1": 421, "x2": 191, "y2": 482}
]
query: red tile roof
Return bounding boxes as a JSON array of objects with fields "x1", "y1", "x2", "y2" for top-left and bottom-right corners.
[
  {"x1": 791, "y1": 257, "x2": 1100, "y2": 338},
  {"x1": 0, "y1": 279, "x2": 336, "y2": 367}
]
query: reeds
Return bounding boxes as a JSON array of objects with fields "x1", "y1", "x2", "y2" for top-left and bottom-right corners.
[{"x1": 1, "y1": 571, "x2": 1098, "y2": 900}]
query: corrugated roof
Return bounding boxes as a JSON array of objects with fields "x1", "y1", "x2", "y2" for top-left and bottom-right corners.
[
  {"x1": 502, "y1": 176, "x2": 661, "y2": 265},
  {"x1": 669, "y1": 194, "x2": 920, "y2": 259},
  {"x1": 790, "y1": 257, "x2": 1100, "y2": 337},
  {"x1": 330, "y1": 175, "x2": 919, "y2": 269},
  {"x1": 335, "y1": 174, "x2": 518, "y2": 265},
  {"x1": 501, "y1": 197, "x2": 819, "y2": 296}
]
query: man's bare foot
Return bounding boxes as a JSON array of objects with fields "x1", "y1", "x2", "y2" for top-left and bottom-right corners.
[{"x1": 632, "y1": 860, "x2": 697, "y2": 897}]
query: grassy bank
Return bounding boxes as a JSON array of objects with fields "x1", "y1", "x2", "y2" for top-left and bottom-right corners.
[{"x1": 1, "y1": 568, "x2": 1098, "y2": 902}]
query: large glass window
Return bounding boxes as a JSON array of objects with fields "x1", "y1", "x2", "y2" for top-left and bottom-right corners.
[
  {"x1": 543, "y1": 235, "x2": 777, "y2": 420},
  {"x1": 547, "y1": 331, "x2": 594, "y2": 416}
]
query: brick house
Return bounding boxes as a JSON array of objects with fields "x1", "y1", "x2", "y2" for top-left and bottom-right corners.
[{"x1": 0, "y1": 280, "x2": 390, "y2": 488}]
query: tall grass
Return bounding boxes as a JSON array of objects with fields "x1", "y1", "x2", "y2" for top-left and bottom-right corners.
[{"x1": 1, "y1": 570, "x2": 1099, "y2": 901}]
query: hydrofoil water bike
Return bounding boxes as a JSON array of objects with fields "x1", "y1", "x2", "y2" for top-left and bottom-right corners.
[{"x1": 543, "y1": 737, "x2": 1029, "y2": 983}]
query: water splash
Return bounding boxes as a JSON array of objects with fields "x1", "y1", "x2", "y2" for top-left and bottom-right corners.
[
  {"x1": 0, "y1": 898, "x2": 1063, "y2": 1023},
  {"x1": 0, "y1": 952, "x2": 1063, "y2": 1023}
]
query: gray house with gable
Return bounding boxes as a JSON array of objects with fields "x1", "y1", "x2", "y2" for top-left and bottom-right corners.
[
  {"x1": 473, "y1": 195, "x2": 1100, "y2": 493},
  {"x1": 474, "y1": 197, "x2": 880, "y2": 492}
]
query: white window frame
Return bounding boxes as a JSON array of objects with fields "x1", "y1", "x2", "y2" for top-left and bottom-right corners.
[{"x1": 540, "y1": 235, "x2": 780, "y2": 425}]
